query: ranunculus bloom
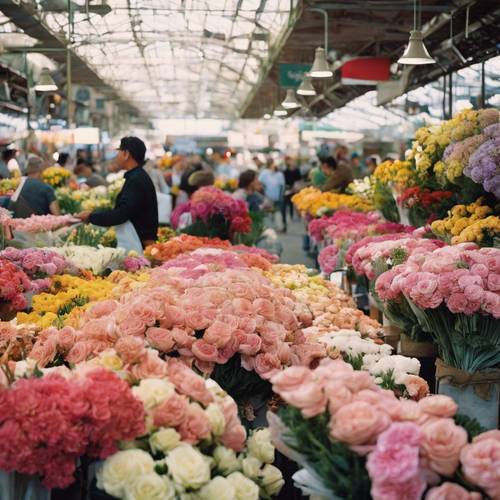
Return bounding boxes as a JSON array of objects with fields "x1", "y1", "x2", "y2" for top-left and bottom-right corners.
[
  {"x1": 371, "y1": 473, "x2": 426, "y2": 500},
  {"x1": 203, "y1": 320, "x2": 233, "y2": 348},
  {"x1": 114, "y1": 335, "x2": 146, "y2": 365},
  {"x1": 271, "y1": 366, "x2": 312, "y2": 394},
  {"x1": 460, "y1": 435, "x2": 500, "y2": 499},
  {"x1": 330, "y1": 401, "x2": 391, "y2": 446},
  {"x1": 191, "y1": 340, "x2": 219, "y2": 362},
  {"x1": 178, "y1": 403, "x2": 211, "y2": 444},
  {"x1": 425, "y1": 482, "x2": 481, "y2": 500},
  {"x1": 153, "y1": 392, "x2": 188, "y2": 427},
  {"x1": 145, "y1": 327, "x2": 176, "y2": 352},
  {"x1": 421, "y1": 418, "x2": 468, "y2": 476},
  {"x1": 418, "y1": 395, "x2": 457, "y2": 419}
]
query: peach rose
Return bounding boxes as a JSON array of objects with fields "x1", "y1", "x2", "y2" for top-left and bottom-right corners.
[
  {"x1": 275, "y1": 306, "x2": 299, "y2": 331},
  {"x1": 130, "y1": 351, "x2": 168, "y2": 380},
  {"x1": 290, "y1": 343, "x2": 327, "y2": 367},
  {"x1": 86, "y1": 299, "x2": 118, "y2": 319},
  {"x1": 324, "y1": 380, "x2": 353, "y2": 415},
  {"x1": 460, "y1": 436, "x2": 500, "y2": 499},
  {"x1": 192, "y1": 340, "x2": 219, "y2": 362},
  {"x1": 184, "y1": 310, "x2": 212, "y2": 331},
  {"x1": 403, "y1": 375, "x2": 430, "y2": 401},
  {"x1": 231, "y1": 298, "x2": 254, "y2": 316},
  {"x1": 203, "y1": 320, "x2": 233, "y2": 348},
  {"x1": 235, "y1": 332, "x2": 261, "y2": 356},
  {"x1": 237, "y1": 316, "x2": 257, "y2": 335},
  {"x1": 421, "y1": 418, "x2": 468, "y2": 476},
  {"x1": 253, "y1": 298, "x2": 275, "y2": 320},
  {"x1": 146, "y1": 327, "x2": 176, "y2": 352},
  {"x1": 271, "y1": 366, "x2": 312, "y2": 394},
  {"x1": 418, "y1": 395, "x2": 458, "y2": 419},
  {"x1": 80, "y1": 317, "x2": 116, "y2": 343},
  {"x1": 153, "y1": 392, "x2": 188, "y2": 427},
  {"x1": 116, "y1": 315, "x2": 146, "y2": 338},
  {"x1": 343, "y1": 371, "x2": 374, "y2": 394},
  {"x1": 66, "y1": 341, "x2": 94, "y2": 364},
  {"x1": 57, "y1": 326, "x2": 76, "y2": 352},
  {"x1": 115, "y1": 335, "x2": 146, "y2": 364},
  {"x1": 258, "y1": 322, "x2": 284, "y2": 344},
  {"x1": 216, "y1": 336, "x2": 239, "y2": 364},
  {"x1": 167, "y1": 359, "x2": 213, "y2": 405},
  {"x1": 171, "y1": 327, "x2": 194, "y2": 348},
  {"x1": 254, "y1": 353, "x2": 281, "y2": 380},
  {"x1": 178, "y1": 403, "x2": 211, "y2": 444},
  {"x1": 29, "y1": 338, "x2": 58, "y2": 368},
  {"x1": 161, "y1": 305, "x2": 186, "y2": 328},
  {"x1": 194, "y1": 359, "x2": 215, "y2": 375},
  {"x1": 425, "y1": 482, "x2": 481, "y2": 500},
  {"x1": 221, "y1": 422, "x2": 247, "y2": 452},
  {"x1": 282, "y1": 381, "x2": 327, "y2": 418},
  {"x1": 330, "y1": 401, "x2": 391, "y2": 446}
]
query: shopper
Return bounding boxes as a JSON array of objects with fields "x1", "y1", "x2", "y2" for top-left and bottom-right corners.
[
  {"x1": 283, "y1": 156, "x2": 301, "y2": 219},
  {"x1": 259, "y1": 159, "x2": 286, "y2": 232},
  {"x1": 9, "y1": 155, "x2": 60, "y2": 217},
  {"x1": 74, "y1": 159, "x2": 107, "y2": 187},
  {"x1": 319, "y1": 156, "x2": 353, "y2": 193},
  {"x1": 76, "y1": 136, "x2": 158, "y2": 251},
  {"x1": 3, "y1": 148, "x2": 21, "y2": 177},
  {"x1": 366, "y1": 156, "x2": 379, "y2": 174},
  {"x1": 234, "y1": 169, "x2": 270, "y2": 212},
  {"x1": 350, "y1": 152, "x2": 365, "y2": 178},
  {"x1": 0, "y1": 152, "x2": 10, "y2": 179}
]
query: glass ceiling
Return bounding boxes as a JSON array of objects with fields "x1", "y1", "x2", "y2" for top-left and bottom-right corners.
[{"x1": 37, "y1": 0, "x2": 297, "y2": 119}]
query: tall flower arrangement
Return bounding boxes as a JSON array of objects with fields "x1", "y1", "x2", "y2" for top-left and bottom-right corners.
[
  {"x1": 172, "y1": 187, "x2": 253, "y2": 241},
  {"x1": 375, "y1": 245, "x2": 500, "y2": 372}
]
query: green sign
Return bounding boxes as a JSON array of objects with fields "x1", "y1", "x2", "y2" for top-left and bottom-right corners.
[{"x1": 279, "y1": 64, "x2": 311, "y2": 89}]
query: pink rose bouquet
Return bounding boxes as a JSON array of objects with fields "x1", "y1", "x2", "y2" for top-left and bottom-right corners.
[
  {"x1": 121, "y1": 254, "x2": 150, "y2": 272},
  {"x1": 0, "y1": 367, "x2": 145, "y2": 489},
  {"x1": 375, "y1": 245, "x2": 500, "y2": 372},
  {"x1": 270, "y1": 357, "x2": 497, "y2": 499},
  {"x1": 10, "y1": 214, "x2": 76, "y2": 233},
  {"x1": 171, "y1": 187, "x2": 253, "y2": 242},
  {"x1": 0, "y1": 246, "x2": 71, "y2": 278}
]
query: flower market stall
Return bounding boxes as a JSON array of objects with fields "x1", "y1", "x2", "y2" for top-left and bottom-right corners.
[{"x1": 0, "y1": 110, "x2": 498, "y2": 500}]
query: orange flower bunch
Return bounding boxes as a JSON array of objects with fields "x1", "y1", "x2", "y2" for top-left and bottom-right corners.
[{"x1": 144, "y1": 234, "x2": 231, "y2": 263}]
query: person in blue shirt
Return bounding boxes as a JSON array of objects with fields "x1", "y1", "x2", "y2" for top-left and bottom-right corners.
[{"x1": 258, "y1": 158, "x2": 286, "y2": 232}]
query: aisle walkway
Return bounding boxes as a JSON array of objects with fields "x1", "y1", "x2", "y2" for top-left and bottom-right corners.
[{"x1": 278, "y1": 216, "x2": 317, "y2": 268}]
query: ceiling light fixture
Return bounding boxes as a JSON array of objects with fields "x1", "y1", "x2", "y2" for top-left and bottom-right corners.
[
  {"x1": 309, "y1": 8, "x2": 333, "y2": 78},
  {"x1": 263, "y1": 112, "x2": 272, "y2": 120},
  {"x1": 34, "y1": 68, "x2": 58, "y2": 92},
  {"x1": 297, "y1": 75, "x2": 316, "y2": 96},
  {"x1": 398, "y1": 0, "x2": 435, "y2": 65},
  {"x1": 282, "y1": 89, "x2": 301, "y2": 109},
  {"x1": 273, "y1": 105, "x2": 287, "y2": 117}
]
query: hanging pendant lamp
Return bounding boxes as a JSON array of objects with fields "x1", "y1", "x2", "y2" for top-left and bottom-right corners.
[
  {"x1": 273, "y1": 104, "x2": 287, "y2": 117},
  {"x1": 297, "y1": 75, "x2": 316, "y2": 96},
  {"x1": 34, "y1": 68, "x2": 58, "y2": 91},
  {"x1": 398, "y1": 0, "x2": 435, "y2": 65},
  {"x1": 310, "y1": 47, "x2": 333, "y2": 78},
  {"x1": 281, "y1": 89, "x2": 301, "y2": 109}
]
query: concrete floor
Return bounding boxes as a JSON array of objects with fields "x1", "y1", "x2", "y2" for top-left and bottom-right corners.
[{"x1": 278, "y1": 216, "x2": 317, "y2": 268}]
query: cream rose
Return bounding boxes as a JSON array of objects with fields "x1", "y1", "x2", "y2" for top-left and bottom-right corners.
[
  {"x1": 247, "y1": 429, "x2": 275, "y2": 464},
  {"x1": 96, "y1": 449, "x2": 155, "y2": 498},
  {"x1": 99, "y1": 351, "x2": 124, "y2": 371},
  {"x1": 149, "y1": 428, "x2": 181, "y2": 454},
  {"x1": 199, "y1": 476, "x2": 237, "y2": 500},
  {"x1": 260, "y1": 464, "x2": 284, "y2": 496},
  {"x1": 227, "y1": 472, "x2": 259, "y2": 500},
  {"x1": 124, "y1": 473, "x2": 175, "y2": 500},
  {"x1": 165, "y1": 445, "x2": 211, "y2": 489},
  {"x1": 132, "y1": 378, "x2": 176, "y2": 410},
  {"x1": 205, "y1": 403, "x2": 226, "y2": 436},
  {"x1": 214, "y1": 446, "x2": 241, "y2": 475},
  {"x1": 241, "y1": 456, "x2": 262, "y2": 479}
]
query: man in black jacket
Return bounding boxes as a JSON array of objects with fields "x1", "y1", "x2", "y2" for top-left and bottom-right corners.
[{"x1": 76, "y1": 136, "x2": 158, "y2": 248}]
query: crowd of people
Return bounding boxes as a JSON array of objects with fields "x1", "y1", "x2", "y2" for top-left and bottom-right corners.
[{"x1": 0, "y1": 139, "x2": 387, "y2": 247}]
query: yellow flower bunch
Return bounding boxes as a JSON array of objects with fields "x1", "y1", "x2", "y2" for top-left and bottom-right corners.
[
  {"x1": 17, "y1": 274, "x2": 115, "y2": 328},
  {"x1": 42, "y1": 166, "x2": 71, "y2": 188},
  {"x1": 431, "y1": 198, "x2": 500, "y2": 244},
  {"x1": 0, "y1": 177, "x2": 19, "y2": 195},
  {"x1": 292, "y1": 187, "x2": 373, "y2": 217},
  {"x1": 157, "y1": 226, "x2": 176, "y2": 243},
  {"x1": 373, "y1": 160, "x2": 416, "y2": 188}
]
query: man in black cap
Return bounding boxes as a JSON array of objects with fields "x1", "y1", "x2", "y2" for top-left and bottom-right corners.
[{"x1": 76, "y1": 136, "x2": 158, "y2": 248}]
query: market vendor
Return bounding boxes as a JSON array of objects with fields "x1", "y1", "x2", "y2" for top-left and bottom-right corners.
[
  {"x1": 76, "y1": 136, "x2": 158, "y2": 251},
  {"x1": 9, "y1": 155, "x2": 60, "y2": 217},
  {"x1": 319, "y1": 156, "x2": 353, "y2": 193}
]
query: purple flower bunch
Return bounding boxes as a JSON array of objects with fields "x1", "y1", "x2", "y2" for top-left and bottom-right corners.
[
  {"x1": 464, "y1": 127, "x2": 500, "y2": 198},
  {"x1": 0, "y1": 247, "x2": 69, "y2": 278}
]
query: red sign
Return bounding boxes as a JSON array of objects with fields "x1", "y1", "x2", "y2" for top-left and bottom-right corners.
[{"x1": 341, "y1": 57, "x2": 390, "y2": 85}]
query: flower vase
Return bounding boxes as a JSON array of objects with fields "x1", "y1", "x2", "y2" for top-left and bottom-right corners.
[
  {"x1": 0, "y1": 471, "x2": 50, "y2": 500},
  {"x1": 399, "y1": 333, "x2": 437, "y2": 393},
  {"x1": 0, "y1": 301, "x2": 16, "y2": 321},
  {"x1": 435, "y1": 359, "x2": 500, "y2": 430}
]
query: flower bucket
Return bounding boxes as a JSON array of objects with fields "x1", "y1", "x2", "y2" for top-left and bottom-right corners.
[
  {"x1": 0, "y1": 471, "x2": 50, "y2": 500},
  {"x1": 400, "y1": 334, "x2": 438, "y2": 393},
  {"x1": 382, "y1": 324, "x2": 401, "y2": 352},
  {"x1": 435, "y1": 359, "x2": 500, "y2": 430}
]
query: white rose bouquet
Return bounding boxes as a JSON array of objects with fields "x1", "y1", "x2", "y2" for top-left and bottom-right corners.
[{"x1": 96, "y1": 372, "x2": 284, "y2": 499}]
